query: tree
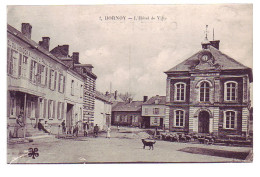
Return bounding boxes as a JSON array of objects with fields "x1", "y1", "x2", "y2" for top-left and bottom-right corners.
[{"x1": 119, "y1": 92, "x2": 135, "y2": 102}]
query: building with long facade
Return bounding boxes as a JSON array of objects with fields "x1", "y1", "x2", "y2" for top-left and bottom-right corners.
[
  {"x1": 7, "y1": 23, "x2": 96, "y2": 138},
  {"x1": 164, "y1": 35, "x2": 252, "y2": 136}
]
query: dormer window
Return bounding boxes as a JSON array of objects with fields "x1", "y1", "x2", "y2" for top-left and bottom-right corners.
[
  {"x1": 224, "y1": 81, "x2": 238, "y2": 101},
  {"x1": 174, "y1": 82, "x2": 186, "y2": 101}
]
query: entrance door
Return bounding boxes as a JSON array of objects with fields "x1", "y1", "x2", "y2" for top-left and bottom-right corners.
[
  {"x1": 198, "y1": 111, "x2": 210, "y2": 133},
  {"x1": 160, "y1": 118, "x2": 164, "y2": 128},
  {"x1": 66, "y1": 104, "x2": 73, "y2": 134}
]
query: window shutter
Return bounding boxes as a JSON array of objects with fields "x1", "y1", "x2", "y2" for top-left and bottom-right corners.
[
  {"x1": 235, "y1": 83, "x2": 238, "y2": 101},
  {"x1": 63, "y1": 76, "x2": 66, "y2": 93},
  {"x1": 223, "y1": 112, "x2": 226, "y2": 129},
  {"x1": 53, "y1": 101, "x2": 56, "y2": 119},
  {"x1": 18, "y1": 53, "x2": 22, "y2": 76},
  {"x1": 30, "y1": 60, "x2": 33, "y2": 81},
  {"x1": 54, "y1": 72, "x2": 57, "y2": 90},
  {"x1": 58, "y1": 74, "x2": 61, "y2": 92},
  {"x1": 43, "y1": 99, "x2": 47, "y2": 118},
  {"x1": 7, "y1": 48, "x2": 10, "y2": 74},
  {"x1": 48, "y1": 100, "x2": 51, "y2": 119},
  {"x1": 57, "y1": 102, "x2": 60, "y2": 119},
  {"x1": 45, "y1": 68, "x2": 48, "y2": 86},
  {"x1": 61, "y1": 102, "x2": 64, "y2": 119},
  {"x1": 49, "y1": 70, "x2": 52, "y2": 89}
]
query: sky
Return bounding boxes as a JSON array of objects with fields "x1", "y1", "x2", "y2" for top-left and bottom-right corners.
[{"x1": 7, "y1": 4, "x2": 253, "y2": 100}]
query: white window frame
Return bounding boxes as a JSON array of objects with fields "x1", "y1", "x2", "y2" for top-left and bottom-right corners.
[
  {"x1": 116, "y1": 115, "x2": 120, "y2": 122},
  {"x1": 224, "y1": 81, "x2": 238, "y2": 102},
  {"x1": 174, "y1": 82, "x2": 186, "y2": 102},
  {"x1": 144, "y1": 108, "x2": 148, "y2": 115},
  {"x1": 10, "y1": 49, "x2": 19, "y2": 77},
  {"x1": 200, "y1": 81, "x2": 210, "y2": 102},
  {"x1": 174, "y1": 110, "x2": 185, "y2": 127},
  {"x1": 223, "y1": 110, "x2": 237, "y2": 129}
]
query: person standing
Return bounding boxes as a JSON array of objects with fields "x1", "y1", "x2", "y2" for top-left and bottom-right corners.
[
  {"x1": 106, "y1": 126, "x2": 111, "y2": 138},
  {"x1": 83, "y1": 122, "x2": 88, "y2": 137},
  {"x1": 94, "y1": 124, "x2": 99, "y2": 137},
  {"x1": 61, "y1": 120, "x2": 66, "y2": 134},
  {"x1": 73, "y1": 122, "x2": 79, "y2": 137}
]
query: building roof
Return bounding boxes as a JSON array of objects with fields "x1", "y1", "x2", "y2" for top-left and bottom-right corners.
[
  {"x1": 143, "y1": 96, "x2": 166, "y2": 105},
  {"x1": 95, "y1": 91, "x2": 112, "y2": 104},
  {"x1": 165, "y1": 45, "x2": 251, "y2": 72},
  {"x1": 112, "y1": 101, "x2": 143, "y2": 112},
  {"x1": 7, "y1": 24, "x2": 66, "y2": 67}
]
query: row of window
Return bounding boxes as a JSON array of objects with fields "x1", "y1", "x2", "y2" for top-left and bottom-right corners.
[
  {"x1": 173, "y1": 110, "x2": 237, "y2": 129},
  {"x1": 144, "y1": 108, "x2": 166, "y2": 115},
  {"x1": 115, "y1": 115, "x2": 139, "y2": 123},
  {"x1": 173, "y1": 81, "x2": 238, "y2": 102},
  {"x1": 8, "y1": 48, "x2": 66, "y2": 93},
  {"x1": 9, "y1": 96, "x2": 65, "y2": 120}
]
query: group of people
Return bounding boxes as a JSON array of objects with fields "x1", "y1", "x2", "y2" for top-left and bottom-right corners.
[{"x1": 15, "y1": 115, "x2": 112, "y2": 138}]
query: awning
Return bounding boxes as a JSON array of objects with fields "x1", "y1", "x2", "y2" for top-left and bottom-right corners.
[{"x1": 8, "y1": 86, "x2": 45, "y2": 97}]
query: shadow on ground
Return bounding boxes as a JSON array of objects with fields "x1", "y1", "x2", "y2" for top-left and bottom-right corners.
[{"x1": 178, "y1": 147, "x2": 251, "y2": 160}]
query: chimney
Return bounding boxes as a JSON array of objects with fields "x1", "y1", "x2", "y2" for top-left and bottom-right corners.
[
  {"x1": 62, "y1": 45, "x2": 69, "y2": 56},
  {"x1": 143, "y1": 96, "x2": 148, "y2": 102},
  {"x1": 39, "y1": 37, "x2": 50, "y2": 51},
  {"x1": 72, "y1": 52, "x2": 80, "y2": 64},
  {"x1": 114, "y1": 90, "x2": 118, "y2": 100},
  {"x1": 210, "y1": 40, "x2": 220, "y2": 50},
  {"x1": 21, "y1": 23, "x2": 32, "y2": 39}
]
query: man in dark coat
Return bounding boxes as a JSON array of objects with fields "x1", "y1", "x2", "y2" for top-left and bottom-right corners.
[
  {"x1": 38, "y1": 119, "x2": 49, "y2": 133},
  {"x1": 94, "y1": 124, "x2": 99, "y2": 137},
  {"x1": 61, "y1": 120, "x2": 66, "y2": 134}
]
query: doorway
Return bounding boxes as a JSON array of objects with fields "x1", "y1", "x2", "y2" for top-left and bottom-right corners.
[
  {"x1": 66, "y1": 103, "x2": 73, "y2": 134},
  {"x1": 198, "y1": 111, "x2": 210, "y2": 133}
]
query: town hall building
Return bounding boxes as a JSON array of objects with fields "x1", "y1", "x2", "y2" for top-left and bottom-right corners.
[{"x1": 164, "y1": 34, "x2": 252, "y2": 136}]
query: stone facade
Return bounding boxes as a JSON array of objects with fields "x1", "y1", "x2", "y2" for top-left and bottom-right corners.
[{"x1": 165, "y1": 38, "x2": 252, "y2": 136}]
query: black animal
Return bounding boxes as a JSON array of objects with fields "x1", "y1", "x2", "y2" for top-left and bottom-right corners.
[
  {"x1": 142, "y1": 139, "x2": 156, "y2": 150},
  {"x1": 198, "y1": 138, "x2": 205, "y2": 144}
]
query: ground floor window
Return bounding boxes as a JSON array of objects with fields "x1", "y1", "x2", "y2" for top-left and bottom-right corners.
[
  {"x1": 174, "y1": 110, "x2": 184, "y2": 127},
  {"x1": 224, "y1": 110, "x2": 236, "y2": 129}
]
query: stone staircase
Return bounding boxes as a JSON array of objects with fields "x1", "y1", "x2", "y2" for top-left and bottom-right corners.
[{"x1": 25, "y1": 124, "x2": 55, "y2": 140}]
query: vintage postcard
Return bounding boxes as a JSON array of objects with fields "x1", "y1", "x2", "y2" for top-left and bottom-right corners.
[{"x1": 6, "y1": 4, "x2": 253, "y2": 164}]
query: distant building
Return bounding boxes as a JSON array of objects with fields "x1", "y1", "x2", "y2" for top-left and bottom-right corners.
[
  {"x1": 50, "y1": 46, "x2": 97, "y2": 128},
  {"x1": 112, "y1": 100, "x2": 143, "y2": 127},
  {"x1": 142, "y1": 96, "x2": 166, "y2": 128},
  {"x1": 94, "y1": 91, "x2": 112, "y2": 130},
  {"x1": 165, "y1": 34, "x2": 252, "y2": 136}
]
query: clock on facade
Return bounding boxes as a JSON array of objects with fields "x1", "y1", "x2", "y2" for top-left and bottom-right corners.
[{"x1": 201, "y1": 54, "x2": 209, "y2": 62}]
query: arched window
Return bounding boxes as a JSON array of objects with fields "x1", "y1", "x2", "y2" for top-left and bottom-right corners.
[
  {"x1": 224, "y1": 111, "x2": 236, "y2": 129},
  {"x1": 224, "y1": 81, "x2": 238, "y2": 101},
  {"x1": 174, "y1": 110, "x2": 185, "y2": 127},
  {"x1": 200, "y1": 82, "x2": 210, "y2": 102},
  {"x1": 174, "y1": 82, "x2": 186, "y2": 101}
]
